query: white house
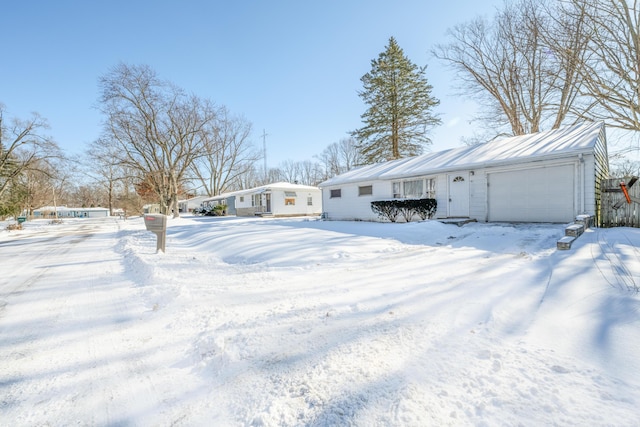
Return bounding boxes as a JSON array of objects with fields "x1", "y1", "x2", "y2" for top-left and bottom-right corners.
[
  {"x1": 178, "y1": 196, "x2": 210, "y2": 213},
  {"x1": 33, "y1": 206, "x2": 110, "y2": 218},
  {"x1": 202, "y1": 182, "x2": 322, "y2": 217},
  {"x1": 319, "y1": 122, "x2": 609, "y2": 224},
  {"x1": 233, "y1": 182, "x2": 322, "y2": 217}
]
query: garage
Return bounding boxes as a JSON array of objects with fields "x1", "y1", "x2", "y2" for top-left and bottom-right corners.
[{"x1": 488, "y1": 164, "x2": 575, "y2": 223}]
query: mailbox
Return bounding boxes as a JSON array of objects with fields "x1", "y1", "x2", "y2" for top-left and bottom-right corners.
[{"x1": 143, "y1": 214, "x2": 167, "y2": 252}]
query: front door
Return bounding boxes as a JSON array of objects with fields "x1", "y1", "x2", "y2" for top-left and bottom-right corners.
[
  {"x1": 265, "y1": 193, "x2": 271, "y2": 213},
  {"x1": 448, "y1": 173, "x2": 470, "y2": 217}
]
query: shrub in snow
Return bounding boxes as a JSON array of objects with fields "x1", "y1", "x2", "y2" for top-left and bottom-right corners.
[
  {"x1": 371, "y1": 200, "x2": 400, "y2": 222},
  {"x1": 371, "y1": 199, "x2": 436, "y2": 223}
]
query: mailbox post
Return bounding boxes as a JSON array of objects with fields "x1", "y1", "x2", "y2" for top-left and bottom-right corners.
[{"x1": 143, "y1": 214, "x2": 167, "y2": 253}]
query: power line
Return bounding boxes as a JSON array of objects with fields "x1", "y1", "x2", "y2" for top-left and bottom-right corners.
[{"x1": 262, "y1": 129, "x2": 268, "y2": 182}]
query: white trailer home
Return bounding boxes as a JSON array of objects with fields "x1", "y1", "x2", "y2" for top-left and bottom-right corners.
[
  {"x1": 319, "y1": 122, "x2": 609, "y2": 223},
  {"x1": 33, "y1": 206, "x2": 110, "y2": 218}
]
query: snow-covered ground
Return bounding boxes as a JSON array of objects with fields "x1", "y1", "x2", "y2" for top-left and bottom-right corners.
[{"x1": 1, "y1": 215, "x2": 638, "y2": 426}]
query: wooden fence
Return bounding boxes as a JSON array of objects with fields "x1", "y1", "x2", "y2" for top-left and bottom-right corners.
[{"x1": 600, "y1": 177, "x2": 640, "y2": 228}]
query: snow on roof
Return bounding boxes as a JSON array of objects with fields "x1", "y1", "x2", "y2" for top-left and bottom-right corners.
[
  {"x1": 178, "y1": 196, "x2": 210, "y2": 204},
  {"x1": 35, "y1": 206, "x2": 109, "y2": 211},
  {"x1": 320, "y1": 122, "x2": 604, "y2": 187},
  {"x1": 202, "y1": 182, "x2": 320, "y2": 202}
]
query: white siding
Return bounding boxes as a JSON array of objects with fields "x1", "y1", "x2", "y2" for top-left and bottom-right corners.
[
  {"x1": 322, "y1": 182, "x2": 385, "y2": 221},
  {"x1": 469, "y1": 171, "x2": 487, "y2": 221},
  {"x1": 582, "y1": 154, "x2": 597, "y2": 216},
  {"x1": 271, "y1": 189, "x2": 322, "y2": 216},
  {"x1": 235, "y1": 194, "x2": 253, "y2": 210},
  {"x1": 434, "y1": 175, "x2": 448, "y2": 219}
]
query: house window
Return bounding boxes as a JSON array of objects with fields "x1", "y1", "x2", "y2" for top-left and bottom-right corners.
[
  {"x1": 307, "y1": 197, "x2": 313, "y2": 206},
  {"x1": 285, "y1": 198, "x2": 295, "y2": 206},
  {"x1": 425, "y1": 178, "x2": 436, "y2": 199},
  {"x1": 285, "y1": 191, "x2": 297, "y2": 197},
  {"x1": 330, "y1": 189, "x2": 341, "y2": 198},
  {"x1": 453, "y1": 176, "x2": 465, "y2": 182},
  {"x1": 239, "y1": 196, "x2": 244, "y2": 202},
  {"x1": 391, "y1": 178, "x2": 436, "y2": 198},
  {"x1": 358, "y1": 185, "x2": 373, "y2": 196},
  {"x1": 392, "y1": 182, "x2": 402, "y2": 198},
  {"x1": 403, "y1": 180, "x2": 423, "y2": 198}
]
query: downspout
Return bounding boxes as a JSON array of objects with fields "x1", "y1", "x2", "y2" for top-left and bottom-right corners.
[{"x1": 578, "y1": 153, "x2": 585, "y2": 214}]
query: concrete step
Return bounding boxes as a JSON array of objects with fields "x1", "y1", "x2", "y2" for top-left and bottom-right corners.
[
  {"x1": 575, "y1": 214, "x2": 593, "y2": 229},
  {"x1": 565, "y1": 223, "x2": 584, "y2": 237},
  {"x1": 557, "y1": 235, "x2": 577, "y2": 250}
]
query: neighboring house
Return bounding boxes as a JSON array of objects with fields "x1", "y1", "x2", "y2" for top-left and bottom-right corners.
[
  {"x1": 33, "y1": 206, "x2": 110, "y2": 218},
  {"x1": 178, "y1": 196, "x2": 210, "y2": 213},
  {"x1": 319, "y1": 122, "x2": 609, "y2": 223},
  {"x1": 202, "y1": 182, "x2": 322, "y2": 217},
  {"x1": 201, "y1": 193, "x2": 237, "y2": 215}
]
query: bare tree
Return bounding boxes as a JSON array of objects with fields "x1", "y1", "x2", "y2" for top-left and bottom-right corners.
[
  {"x1": 266, "y1": 167, "x2": 283, "y2": 185},
  {"x1": 298, "y1": 160, "x2": 324, "y2": 186},
  {"x1": 0, "y1": 104, "x2": 61, "y2": 201},
  {"x1": 568, "y1": 0, "x2": 640, "y2": 131},
  {"x1": 277, "y1": 159, "x2": 301, "y2": 184},
  {"x1": 97, "y1": 63, "x2": 217, "y2": 217},
  {"x1": 85, "y1": 138, "x2": 130, "y2": 215},
  {"x1": 316, "y1": 137, "x2": 363, "y2": 180},
  {"x1": 433, "y1": 0, "x2": 588, "y2": 136},
  {"x1": 610, "y1": 157, "x2": 640, "y2": 178},
  {"x1": 189, "y1": 107, "x2": 260, "y2": 196},
  {"x1": 316, "y1": 142, "x2": 342, "y2": 179},
  {"x1": 117, "y1": 167, "x2": 146, "y2": 216}
]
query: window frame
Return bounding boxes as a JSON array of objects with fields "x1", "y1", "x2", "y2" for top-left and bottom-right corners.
[
  {"x1": 358, "y1": 185, "x2": 373, "y2": 196},
  {"x1": 391, "y1": 177, "x2": 437, "y2": 199}
]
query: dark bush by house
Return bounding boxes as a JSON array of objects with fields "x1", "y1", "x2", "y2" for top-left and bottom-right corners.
[
  {"x1": 370, "y1": 200, "x2": 400, "y2": 222},
  {"x1": 193, "y1": 204, "x2": 227, "y2": 216},
  {"x1": 371, "y1": 199, "x2": 437, "y2": 222}
]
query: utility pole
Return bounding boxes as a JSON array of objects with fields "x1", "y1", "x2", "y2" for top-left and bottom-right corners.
[{"x1": 262, "y1": 129, "x2": 268, "y2": 183}]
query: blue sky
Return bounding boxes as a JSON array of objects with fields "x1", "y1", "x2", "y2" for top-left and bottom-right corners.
[{"x1": 1, "y1": 0, "x2": 504, "y2": 167}]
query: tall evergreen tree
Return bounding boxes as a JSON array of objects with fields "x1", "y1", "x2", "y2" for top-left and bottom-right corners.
[{"x1": 352, "y1": 37, "x2": 441, "y2": 164}]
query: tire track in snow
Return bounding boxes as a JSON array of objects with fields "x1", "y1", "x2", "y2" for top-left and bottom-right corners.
[
  {"x1": 0, "y1": 218, "x2": 171, "y2": 425},
  {"x1": 593, "y1": 228, "x2": 638, "y2": 292}
]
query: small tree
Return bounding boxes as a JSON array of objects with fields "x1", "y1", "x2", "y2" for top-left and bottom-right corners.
[{"x1": 352, "y1": 37, "x2": 441, "y2": 164}]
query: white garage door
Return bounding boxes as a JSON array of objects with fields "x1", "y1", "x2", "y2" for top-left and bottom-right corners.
[{"x1": 488, "y1": 165, "x2": 575, "y2": 223}]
